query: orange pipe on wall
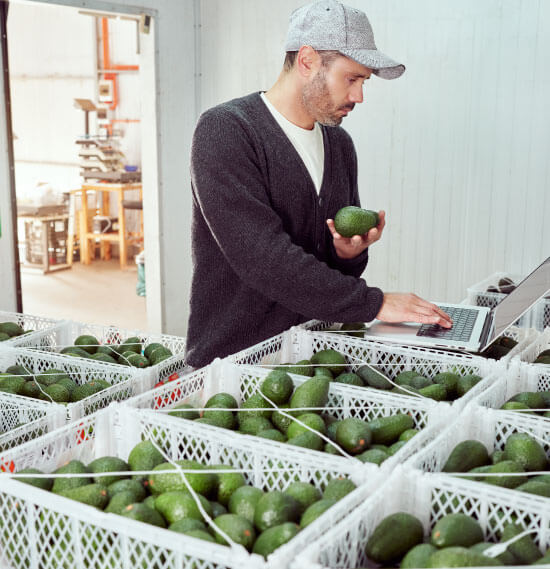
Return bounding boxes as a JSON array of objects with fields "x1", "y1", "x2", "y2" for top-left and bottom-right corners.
[
  {"x1": 101, "y1": 18, "x2": 110, "y2": 71},
  {"x1": 101, "y1": 18, "x2": 139, "y2": 111}
]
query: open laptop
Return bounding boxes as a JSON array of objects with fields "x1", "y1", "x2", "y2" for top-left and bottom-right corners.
[{"x1": 359, "y1": 256, "x2": 550, "y2": 353}]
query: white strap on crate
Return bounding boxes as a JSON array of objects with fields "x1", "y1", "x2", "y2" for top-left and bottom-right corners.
[
  {"x1": 283, "y1": 326, "x2": 314, "y2": 362},
  {"x1": 202, "y1": 358, "x2": 243, "y2": 403}
]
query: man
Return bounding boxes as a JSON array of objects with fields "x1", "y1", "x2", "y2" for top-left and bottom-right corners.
[{"x1": 185, "y1": 0, "x2": 451, "y2": 368}]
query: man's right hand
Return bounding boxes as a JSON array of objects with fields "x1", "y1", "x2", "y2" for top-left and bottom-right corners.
[{"x1": 376, "y1": 293, "x2": 453, "y2": 328}]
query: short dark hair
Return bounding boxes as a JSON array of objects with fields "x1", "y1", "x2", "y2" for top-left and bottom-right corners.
[{"x1": 284, "y1": 49, "x2": 341, "y2": 72}]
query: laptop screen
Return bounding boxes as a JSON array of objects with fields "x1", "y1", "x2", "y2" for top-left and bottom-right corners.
[{"x1": 489, "y1": 256, "x2": 550, "y2": 342}]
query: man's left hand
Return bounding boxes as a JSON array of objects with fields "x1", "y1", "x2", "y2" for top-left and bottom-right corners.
[{"x1": 326, "y1": 210, "x2": 385, "y2": 260}]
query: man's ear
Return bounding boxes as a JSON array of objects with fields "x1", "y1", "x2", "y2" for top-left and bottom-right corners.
[{"x1": 296, "y1": 45, "x2": 320, "y2": 78}]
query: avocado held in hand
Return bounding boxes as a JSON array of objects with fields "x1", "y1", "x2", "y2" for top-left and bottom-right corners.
[{"x1": 334, "y1": 206, "x2": 379, "y2": 237}]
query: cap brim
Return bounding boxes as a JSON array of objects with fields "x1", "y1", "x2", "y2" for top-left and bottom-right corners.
[{"x1": 340, "y1": 48, "x2": 405, "y2": 80}]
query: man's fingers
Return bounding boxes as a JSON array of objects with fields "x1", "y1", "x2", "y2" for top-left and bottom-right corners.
[
  {"x1": 366, "y1": 227, "x2": 379, "y2": 241},
  {"x1": 421, "y1": 302, "x2": 453, "y2": 325},
  {"x1": 326, "y1": 219, "x2": 342, "y2": 239},
  {"x1": 419, "y1": 314, "x2": 452, "y2": 327},
  {"x1": 434, "y1": 306, "x2": 453, "y2": 324},
  {"x1": 418, "y1": 309, "x2": 453, "y2": 328},
  {"x1": 409, "y1": 298, "x2": 453, "y2": 328},
  {"x1": 377, "y1": 210, "x2": 386, "y2": 230}
]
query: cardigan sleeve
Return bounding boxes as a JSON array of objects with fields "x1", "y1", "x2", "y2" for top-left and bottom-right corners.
[{"x1": 190, "y1": 108, "x2": 384, "y2": 323}]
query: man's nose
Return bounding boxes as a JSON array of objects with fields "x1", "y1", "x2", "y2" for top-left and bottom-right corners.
[{"x1": 350, "y1": 83, "x2": 364, "y2": 104}]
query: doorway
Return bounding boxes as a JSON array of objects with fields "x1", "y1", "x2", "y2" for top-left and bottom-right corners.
[{"x1": 6, "y1": 0, "x2": 149, "y2": 329}]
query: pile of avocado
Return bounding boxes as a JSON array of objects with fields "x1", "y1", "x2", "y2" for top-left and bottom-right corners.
[
  {"x1": 363, "y1": 511, "x2": 549, "y2": 567},
  {"x1": 533, "y1": 348, "x2": 550, "y2": 365},
  {"x1": 13, "y1": 440, "x2": 357, "y2": 559},
  {"x1": 293, "y1": 349, "x2": 483, "y2": 402},
  {"x1": 482, "y1": 335, "x2": 519, "y2": 360},
  {"x1": 0, "y1": 321, "x2": 28, "y2": 342},
  {"x1": 281, "y1": 347, "x2": 483, "y2": 402},
  {"x1": 441, "y1": 435, "x2": 550, "y2": 497},
  {"x1": 486, "y1": 276, "x2": 517, "y2": 295},
  {"x1": 59, "y1": 334, "x2": 173, "y2": 368},
  {"x1": 0, "y1": 364, "x2": 110, "y2": 403},
  {"x1": 380, "y1": 369, "x2": 483, "y2": 401},
  {"x1": 500, "y1": 390, "x2": 550, "y2": 415},
  {"x1": 338, "y1": 322, "x2": 367, "y2": 338},
  {"x1": 166, "y1": 368, "x2": 421, "y2": 464}
]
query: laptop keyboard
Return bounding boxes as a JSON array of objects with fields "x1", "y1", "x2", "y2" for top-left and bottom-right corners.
[{"x1": 417, "y1": 305, "x2": 479, "y2": 342}]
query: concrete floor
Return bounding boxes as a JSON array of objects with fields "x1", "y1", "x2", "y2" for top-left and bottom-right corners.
[{"x1": 20, "y1": 259, "x2": 148, "y2": 330}]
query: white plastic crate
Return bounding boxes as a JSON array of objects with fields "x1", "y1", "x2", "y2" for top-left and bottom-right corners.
[
  {"x1": 234, "y1": 327, "x2": 502, "y2": 409},
  {"x1": 531, "y1": 299, "x2": 550, "y2": 332},
  {"x1": 498, "y1": 325, "x2": 541, "y2": 362},
  {"x1": 473, "y1": 355, "x2": 550, "y2": 410},
  {"x1": 309, "y1": 320, "x2": 536, "y2": 366},
  {"x1": 229, "y1": 331, "x2": 289, "y2": 367},
  {"x1": 515, "y1": 327, "x2": 550, "y2": 369},
  {"x1": 465, "y1": 272, "x2": 532, "y2": 328},
  {"x1": 0, "y1": 392, "x2": 65, "y2": 456},
  {"x1": 0, "y1": 310, "x2": 66, "y2": 348},
  {"x1": 293, "y1": 466, "x2": 550, "y2": 569},
  {"x1": 301, "y1": 320, "x2": 340, "y2": 332},
  {"x1": 0, "y1": 405, "x2": 384, "y2": 569},
  {"x1": 8, "y1": 319, "x2": 189, "y2": 384},
  {"x1": 124, "y1": 358, "x2": 453, "y2": 473},
  {"x1": 0, "y1": 346, "x2": 150, "y2": 423},
  {"x1": 408, "y1": 402, "x2": 550, "y2": 484}
]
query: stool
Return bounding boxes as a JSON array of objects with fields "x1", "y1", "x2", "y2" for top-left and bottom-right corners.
[
  {"x1": 121, "y1": 200, "x2": 142, "y2": 210},
  {"x1": 121, "y1": 199, "x2": 144, "y2": 253},
  {"x1": 67, "y1": 189, "x2": 97, "y2": 265}
]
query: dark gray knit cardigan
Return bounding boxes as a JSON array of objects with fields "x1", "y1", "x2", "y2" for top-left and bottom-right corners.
[{"x1": 185, "y1": 92, "x2": 384, "y2": 367}]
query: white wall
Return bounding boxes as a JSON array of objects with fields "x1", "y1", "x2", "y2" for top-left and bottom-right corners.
[{"x1": 199, "y1": 0, "x2": 550, "y2": 303}]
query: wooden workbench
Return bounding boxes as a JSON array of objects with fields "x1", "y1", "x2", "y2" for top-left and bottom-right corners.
[{"x1": 69, "y1": 182, "x2": 142, "y2": 269}]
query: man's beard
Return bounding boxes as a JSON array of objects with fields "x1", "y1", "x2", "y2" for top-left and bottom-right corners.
[{"x1": 301, "y1": 68, "x2": 354, "y2": 127}]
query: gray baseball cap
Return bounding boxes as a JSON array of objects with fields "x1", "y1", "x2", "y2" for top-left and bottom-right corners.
[{"x1": 285, "y1": 0, "x2": 405, "y2": 80}]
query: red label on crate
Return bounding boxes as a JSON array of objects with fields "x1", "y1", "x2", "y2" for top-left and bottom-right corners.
[
  {"x1": 0, "y1": 460, "x2": 15, "y2": 473},
  {"x1": 76, "y1": 423, "x2": 90, "y2": 445},
  {"x1": 169, "y1": 387, "x2": 182, "y2": 402},
  {"x1": 168, "y1": 373, "x2": 179, "y2": 382}
]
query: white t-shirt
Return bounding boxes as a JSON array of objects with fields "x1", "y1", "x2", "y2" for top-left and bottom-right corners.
[{"x1": 261, "y1": 92, "x2": 325, "y2": 194}]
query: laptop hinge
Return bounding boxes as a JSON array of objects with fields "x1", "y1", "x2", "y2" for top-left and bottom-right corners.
[{"x1": 479, "y1": 312, "x2": 494, "y2": 350}]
